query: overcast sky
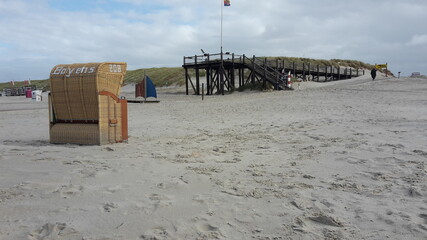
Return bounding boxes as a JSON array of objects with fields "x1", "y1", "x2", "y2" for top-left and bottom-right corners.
[{"x1": 0, "y1": 0, "x2": 426, "y2": 82}]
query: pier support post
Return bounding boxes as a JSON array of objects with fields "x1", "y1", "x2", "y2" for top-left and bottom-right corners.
[
  {"x1": 184, "y1": 56, "x2": 189, "y2": 95},
  {"x1": 185, "y1": 67, "x2": 189, "y2": 95},
  {"x1": 325, "y1": 65, "x2": 328, "y2": 81},
  {"x1": 263, "y1": 58, "x2": 267, "y2": 89},
  {"x1": 317, "y1": 65, "x2": 320, "y2": 82},
  {"x1": 251, "y1": 55, "x2": 255, "y2": 86},
  {"x1": 231, "y1": 53, "x2": 235, "y2": 90},
  {"x1": 293, "y1": 62, "x2": 296, "y2": 78},
  {"x1": 303, "y1": 62, "x2": 306, "y2": 81},
  {"x1": 195, "y1": 55, "x2": 200, "y2": 95},
  {"x1": 220, "y1": 52, "x2": 224, "y2": 95},
  {"x1": 206, "y1": 54, "x2": 211, "y2": 95},
  {"x1": 242, "y1": 54, "x2": 246, "y2": 88}
]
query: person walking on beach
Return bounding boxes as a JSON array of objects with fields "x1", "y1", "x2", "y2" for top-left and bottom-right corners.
[{"x1": 371, "y1": 68, "x2": 377, "y2": 80}]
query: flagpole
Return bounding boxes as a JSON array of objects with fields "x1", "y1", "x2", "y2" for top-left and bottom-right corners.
[
  {"x1": 221, "y1": 0, "x2": 223, "y2": 54},
  {"x1": 220, "y1": 0, "x2": 225, "y2": 94}
]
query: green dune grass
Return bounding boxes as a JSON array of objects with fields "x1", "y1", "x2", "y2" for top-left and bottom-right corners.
[{"x1": 0, "y1": 57, "x2": 384, "y2": 92}]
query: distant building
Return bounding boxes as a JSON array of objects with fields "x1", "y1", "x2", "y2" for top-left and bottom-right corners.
[
  {"x1": 411, "y1": 72, "x2": 421, "y2": 77},
  {"x1": 4, "y1": 88, "x2": 12, "y2": 96},
  {"x1": 2, "y1": 86, "x2": 37, "y2": 96}
]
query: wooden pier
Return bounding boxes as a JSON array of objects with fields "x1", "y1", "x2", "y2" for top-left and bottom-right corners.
[{"x1": 183, "y1": 52, "x2": 364, "y2": 95}]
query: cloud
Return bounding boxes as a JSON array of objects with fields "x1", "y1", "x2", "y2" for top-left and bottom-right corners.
[
  {"x1": 0, "y1": 0, "x2": 427, "y2": 81},
  {"x1": 407, "y1": 34, "x2": 427, "y2": 46}
]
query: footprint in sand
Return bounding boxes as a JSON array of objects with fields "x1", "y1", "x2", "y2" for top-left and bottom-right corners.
[
  {"x1": 195, "y1": 222, "x2": 223, "y2": 239},
  {"x1": 76, "y1": 168, "x2": 99, "y2": 178},
  {"x1": 102, "y1": 202, "x2": 119, "y2": 212},
  {"x1": 322, "y1": 229, "x2": 345, "y2": 240},
  {"x1": 62, "y1": 160, "x2": 82, "y2": 165},
  {"x1": 413, "y1": 149, "x2": 427, "y2": 157},
  {"x1": 186, "y1": 165, "x2": 223, "y2": 175},
  {"x1": 54, "y1": 184, "x2": 83, "y2": 198},
  {"x1": 28, "y1": 222, "x2": 83, "y2": 240},
  {"x1": 140, "y1": 226, "x2": 176, "y2": 240},
  {"x1": 419, "y1": 213, "x2": 427, "y2": 224},
  {"x1": 408, "y1": 186, "x2": 423, "y2": 197},
  {"x1": 148, "y1": 193, "x2": 174, "y2": 210},
  {"x1": 308, "y1": 212, "x2": 344, "y2": 227},
  {"x1": 0, "y1": 184, "x2": 28, "y2": 203},
  {"x1": 103, "y1": 184, "x2": 129, "y2": 194}
]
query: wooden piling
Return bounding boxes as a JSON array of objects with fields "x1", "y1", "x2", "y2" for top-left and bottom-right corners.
[
  {"x1": 195, "y1": 55, "x2": 200, "y2": 95},
  {"x1": 302, "y1": 62, "x2": 306, "y2": 81},
  {"x1": 293, "y1": 62, "x2": 296, "y2": 78},
  {"x1": 184, "y1": 56, "x2": 189, "y2": 95},
  {"x1": 324, "y1": 65, "x2": 328, "y2": 82}
]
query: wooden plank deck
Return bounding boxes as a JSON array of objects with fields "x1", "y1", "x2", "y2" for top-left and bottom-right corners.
[{"x1": 183, "y1": 52, "x2": 365, "y2": 95}]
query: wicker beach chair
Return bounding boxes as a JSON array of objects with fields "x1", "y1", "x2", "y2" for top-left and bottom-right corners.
[{"x1": 48, "y1": 62, "x2": 128, "y2": 145}]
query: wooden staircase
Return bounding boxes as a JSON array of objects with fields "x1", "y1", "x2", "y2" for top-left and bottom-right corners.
[{"x1": 243, "y1": 55, "x2": 288, "y2": 90}]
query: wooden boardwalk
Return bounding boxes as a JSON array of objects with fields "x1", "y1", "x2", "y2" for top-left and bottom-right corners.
[{"x1": 183, "y1": 52, "x2": 364, "y2": 95}]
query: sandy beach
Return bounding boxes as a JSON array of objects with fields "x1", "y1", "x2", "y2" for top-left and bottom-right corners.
[{"x1": 0, "y1": 72, "x2": 426, "y2": 239}]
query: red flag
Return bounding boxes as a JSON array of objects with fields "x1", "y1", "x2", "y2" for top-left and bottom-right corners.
[{"x1": 224, "y1": 0, "x2": 230, "y2": 6}]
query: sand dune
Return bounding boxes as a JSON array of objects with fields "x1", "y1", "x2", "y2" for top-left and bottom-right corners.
[{"x1": 0, "y1": 72, "x2": 426, "y2": 239}]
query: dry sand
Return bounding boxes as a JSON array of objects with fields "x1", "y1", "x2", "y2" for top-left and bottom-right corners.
[{"x1": 0, "y1": 72, "x2": 426, "y2": 240}]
